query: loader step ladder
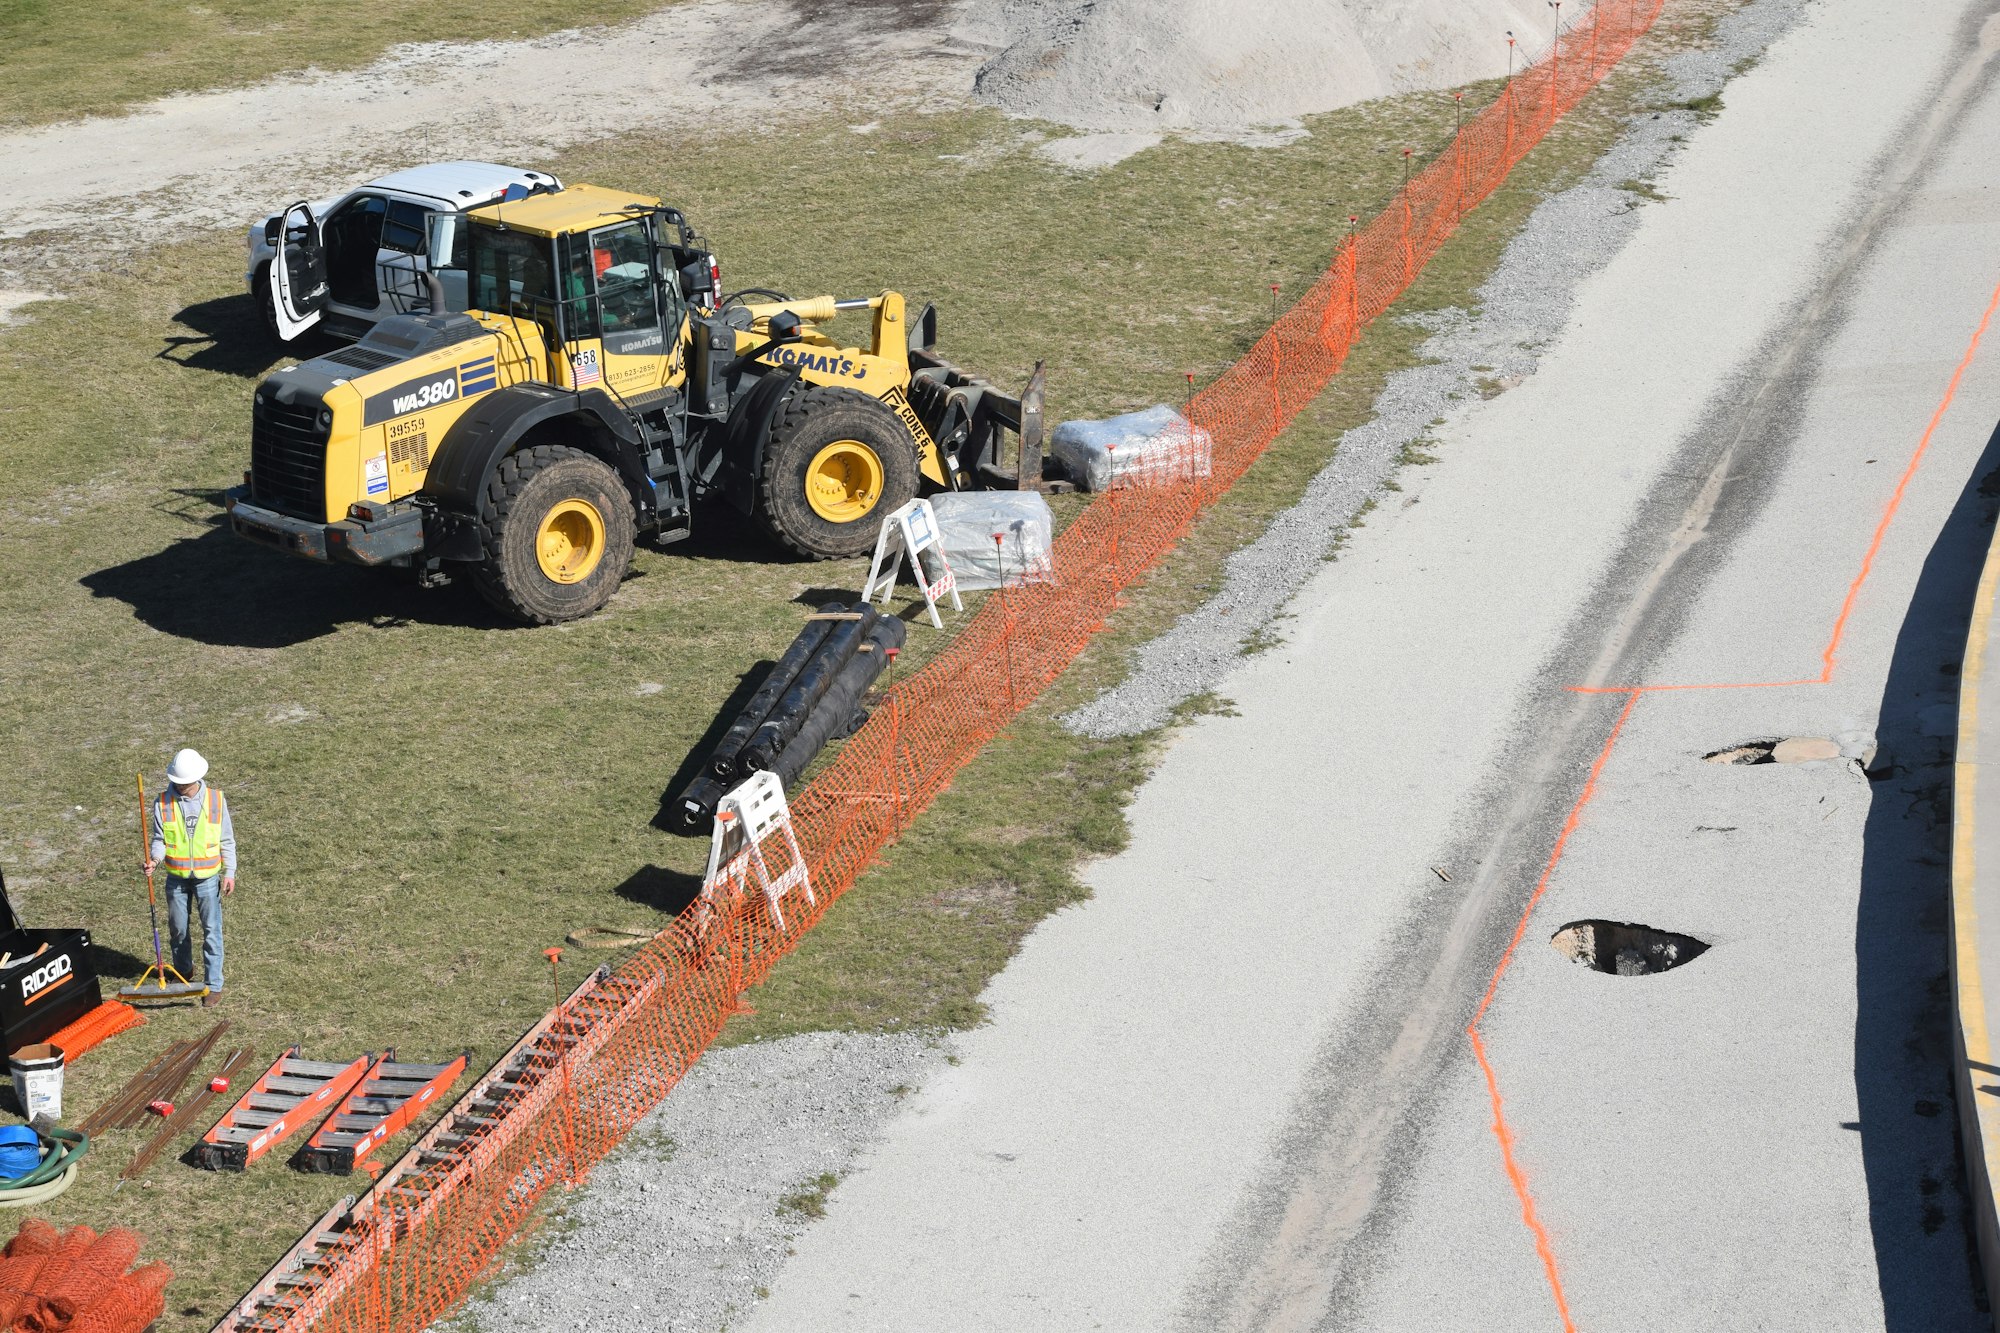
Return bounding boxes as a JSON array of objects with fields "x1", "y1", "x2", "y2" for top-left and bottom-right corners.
[
  {"x1": 702, "y1": 771, "x2": 812, "y2": 931},
  {"x1": 862, "y1": 497, "x2": 960, "y2": 629},
  {"x1": 196, "y1": 1048, "x2": 371, "y2": 1172},
  {"x1": 298, "y1": 1051, "x2": 469, "y2": 1175},
  {"x1": 213, "y1": 967, "x2": 648, "y2": 1333}
]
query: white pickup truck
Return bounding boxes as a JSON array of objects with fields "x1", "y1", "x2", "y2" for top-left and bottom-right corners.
[{"x1": 248, "y1": 161, "x2": 561, "y2": 342}]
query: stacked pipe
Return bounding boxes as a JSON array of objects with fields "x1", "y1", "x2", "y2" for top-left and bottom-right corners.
[{"x1": 671, "y1": 602, "x2": 907, "y2": 833}]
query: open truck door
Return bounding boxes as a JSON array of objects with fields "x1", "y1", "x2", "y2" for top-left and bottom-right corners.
[{"x1": 268, "y1": 201, "x2": 328, "y2": 341}]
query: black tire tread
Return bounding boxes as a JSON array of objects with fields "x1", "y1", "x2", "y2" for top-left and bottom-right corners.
[
  {"x1": 470, "y1": 443, "x2": 635, "y2": 624},
  {"x1": 756, "y1": 385, "x2": 921, "y2": 560}
]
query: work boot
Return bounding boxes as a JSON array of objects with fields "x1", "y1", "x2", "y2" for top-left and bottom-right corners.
[{"x1": 202, "y1": 992, "x2": 223, "y2": 1009}]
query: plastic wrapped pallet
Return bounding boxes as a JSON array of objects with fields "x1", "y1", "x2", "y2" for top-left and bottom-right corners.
[
  {"x1": 929, "y1": 492, "x2": 1056, "y2": 590},
  {"x1": 1048, "y1": 404, "x2": 1213, "y2": 492}
]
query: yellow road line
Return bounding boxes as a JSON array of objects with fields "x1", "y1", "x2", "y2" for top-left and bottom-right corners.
[{"x1": 1954, "y1": 505, "x2": 2000, "y2": 1222}]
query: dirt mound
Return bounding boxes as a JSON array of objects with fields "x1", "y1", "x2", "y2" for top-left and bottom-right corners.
[{"x1": 965, "y1": 0, "x2": 1558, "y2": 136}]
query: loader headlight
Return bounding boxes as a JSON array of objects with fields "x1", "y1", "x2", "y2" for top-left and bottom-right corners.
[{"x1": 317, "y1": 407, "x2": 333, "y2": 430}]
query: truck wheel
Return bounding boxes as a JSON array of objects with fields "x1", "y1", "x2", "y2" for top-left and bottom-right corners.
[
  {"x1": 472, "y1": 444, "x2": 636, "y2": 624},
  {"x1": 252, "y1": 266, "x2": 282, "y2": 342},
  {"x1": 758, "y1": 386, "x2": 921, "y2": 560}
]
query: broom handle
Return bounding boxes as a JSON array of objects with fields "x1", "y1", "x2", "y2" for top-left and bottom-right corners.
[{"x1": 136, "y1": 773, "x2": 166, "y2": 973}]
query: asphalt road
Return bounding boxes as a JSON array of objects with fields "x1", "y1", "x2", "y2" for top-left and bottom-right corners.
[{"x1": 736, "y1": 0, "x2": 2000, "y2": 1328}]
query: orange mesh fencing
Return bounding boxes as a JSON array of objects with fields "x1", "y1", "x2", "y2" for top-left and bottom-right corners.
[
  {"x1": 43, "y1": 1002, "x2": 144, "y2": 1064},
  {"x1": 0, "y1": 1221, "x2": 169, "y2": 1333},
  {"x1": 262, "y1": 4, "x2": 1665, "y2": 1327}
]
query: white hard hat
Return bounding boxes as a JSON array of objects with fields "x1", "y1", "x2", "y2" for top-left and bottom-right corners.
[{"x1": 166, "y1": 749, "x2": 209, "y2": 785}]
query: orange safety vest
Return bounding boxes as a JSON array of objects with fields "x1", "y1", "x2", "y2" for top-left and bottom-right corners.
[{"x1": 158, "y1": 786, "x2": 224, "y2": 879}]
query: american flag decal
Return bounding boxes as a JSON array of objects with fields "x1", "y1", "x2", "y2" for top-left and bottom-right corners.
[{"x1": 571, "y1": 350, "x2": 601, "y2": 388}]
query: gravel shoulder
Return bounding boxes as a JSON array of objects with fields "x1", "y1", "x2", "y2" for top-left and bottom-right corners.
[{"x1": 440, "y1": 1032, "x2": 954, "y2": 1333}]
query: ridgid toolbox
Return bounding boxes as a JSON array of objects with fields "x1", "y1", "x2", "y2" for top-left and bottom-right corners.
[{"x1": 0, "y1": 868, "x2": 100, "y2": 1053}]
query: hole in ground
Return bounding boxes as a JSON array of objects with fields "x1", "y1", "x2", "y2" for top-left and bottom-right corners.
[
  {"x1": 1703, "y1": 736, "x2": 1846, "y2": 765},
  {"x1": 1705, "y1": 739, "x2": 1778, "y2": 764},
  {"x1": 1551, "y1": 919, "x2": 1710, "y2": 976}
]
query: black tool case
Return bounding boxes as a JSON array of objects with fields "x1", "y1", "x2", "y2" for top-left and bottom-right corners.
[{"x1": 0, "y1": 868, "x2": 100, "y2": 1053}]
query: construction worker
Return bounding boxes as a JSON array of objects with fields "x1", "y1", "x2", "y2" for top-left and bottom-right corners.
[{"x1": 142, "y1": 748, "x2": 236, "y2": 1008}]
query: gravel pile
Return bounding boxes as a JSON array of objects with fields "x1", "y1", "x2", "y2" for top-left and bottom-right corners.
[
  {"x1": 441, "y1": 1030, "x2": 953, "y2": 1333},
  {"x1": 965, "y1": 0, "x2": 1555, "y2": 141},
  {"x1": 1063, "y1": 0, "x2": 1811, "y2": 739}
]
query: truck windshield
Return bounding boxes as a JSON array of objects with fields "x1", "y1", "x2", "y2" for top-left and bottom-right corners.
[{"x1": 467, "y1": 226, "x2": 557, "y2": 323}]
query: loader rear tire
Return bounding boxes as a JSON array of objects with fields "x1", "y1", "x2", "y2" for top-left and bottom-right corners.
[
  {"x1": 472, "y1": 444, "x2": 635, "y2": 624},
  {"x1": 759, "y1": 386, "x2": 920, "y2": 560}
]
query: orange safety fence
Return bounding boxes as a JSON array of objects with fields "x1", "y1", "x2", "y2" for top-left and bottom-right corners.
[
  {"x1": 0, "y1": 1220, "x2": 170, "y2": 1333},
  {"x1": 265, "y1": 2, "x2": 1666, "y2": 1327},
  {"x1": 42, "y1": 1002, "x2": 144, "y2": 1065}
]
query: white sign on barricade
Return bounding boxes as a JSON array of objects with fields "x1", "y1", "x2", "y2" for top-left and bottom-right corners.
[
  {"x1": 861, "y1": 497, "x2": 962, "y2": 629},
  {"x1": 701, "y1": 771, "x2": 813, "y2": 932}
]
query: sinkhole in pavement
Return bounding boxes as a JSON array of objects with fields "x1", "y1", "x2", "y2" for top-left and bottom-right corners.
[
  {"x1": 1551, "y1": 920, "x2": 1710, "y2": 976},
  {"x1": 1703, "y1": 736, "x2": 1846, "y2": 765}
]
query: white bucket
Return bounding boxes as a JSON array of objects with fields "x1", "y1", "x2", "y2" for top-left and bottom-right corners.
[{"x1": 10, "y1": 1043, "x2": 64, "y2": 1121}]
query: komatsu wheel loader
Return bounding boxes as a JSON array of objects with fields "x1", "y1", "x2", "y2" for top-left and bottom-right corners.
[{"x1": 226, "y1": 183, "x2": 1046, "y2": 623}]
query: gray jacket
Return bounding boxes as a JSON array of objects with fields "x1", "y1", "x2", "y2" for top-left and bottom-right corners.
[{"x1": 148, "y1": 782, "x2": 237, "y2": 879}]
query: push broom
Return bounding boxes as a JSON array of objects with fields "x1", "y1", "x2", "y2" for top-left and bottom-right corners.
[{"x1": 119, "y1": 773, "x2": 208, "y2": 1002}]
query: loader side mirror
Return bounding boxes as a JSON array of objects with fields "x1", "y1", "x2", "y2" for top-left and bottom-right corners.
[
  {"x1": 677, "y1": 257, "x2": 708, "y2": 301},
  {"x1": 425, "y1": 212, "x2": 465, "y2": 271}
]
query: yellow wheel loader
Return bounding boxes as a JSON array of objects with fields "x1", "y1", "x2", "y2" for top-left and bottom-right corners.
[{"x1": 227, "y1": 183, "x2": 1047, "y2": 624}]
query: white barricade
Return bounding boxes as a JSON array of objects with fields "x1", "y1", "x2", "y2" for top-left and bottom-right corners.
[
  {"x1": 861, "y1": 497, "x2": 962, "y2": 629},
  {"x1": 701, "y1": 771, "x2": 813, "y2": 932}
]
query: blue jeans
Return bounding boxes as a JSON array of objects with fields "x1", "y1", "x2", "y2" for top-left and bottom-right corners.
[{"x1": 166, "y1": 874, "x2": 224, "y2": 991}]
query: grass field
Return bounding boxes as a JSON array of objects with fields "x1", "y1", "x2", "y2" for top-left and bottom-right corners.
[
  {"x1": 0, "y1": 0, "x2": 685, "y2": 130},
  {"x1": 0, "y1": 34, "x2": 1674, "y2": 1329}
]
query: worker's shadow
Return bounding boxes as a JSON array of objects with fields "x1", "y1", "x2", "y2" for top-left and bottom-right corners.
[
  {"x1": 86, "y1": 942, "x2": 149, "y2": 981},
  {"x1": 79, "y1": 502, "x2": 504, "y2": 648}
]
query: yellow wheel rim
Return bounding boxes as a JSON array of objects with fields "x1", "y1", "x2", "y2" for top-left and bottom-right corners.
[
  {"x1": 535, "y1": 498, "x2": 606, "y2": 584},
  {"x1": 806, "y1": 440, "x2": 886, "y2": 523}
]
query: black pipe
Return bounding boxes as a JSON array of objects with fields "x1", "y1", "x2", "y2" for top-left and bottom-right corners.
[
  {"x1": 773, "y1": 614, "x2": 907, "y2": 788},
  {"x1": 668, "y1": 774, "x2": 727, "y2": 836},
  {"x1": 708, "y1": 602, "x2": 847, "y2": 783},
  {"x1": 740, "y1": 605, "x2": 880, "y2": 774}
]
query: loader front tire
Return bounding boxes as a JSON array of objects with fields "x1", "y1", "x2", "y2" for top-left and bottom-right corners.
[
  {"x1": 759, "y1": 387, "x2": 920, "y2": 560},
  {"x1": 472, "y1": 444, "x2": 635, "y2": 624}
]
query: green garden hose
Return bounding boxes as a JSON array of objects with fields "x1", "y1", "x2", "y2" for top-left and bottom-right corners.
[{"x1": 0, "y1": 1127, "x2": 87, "y2": 1206}]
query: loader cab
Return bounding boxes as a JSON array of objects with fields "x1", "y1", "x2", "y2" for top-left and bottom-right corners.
[{"x1": 434, "y1": 184, "x2": 708, "y2": 398}]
